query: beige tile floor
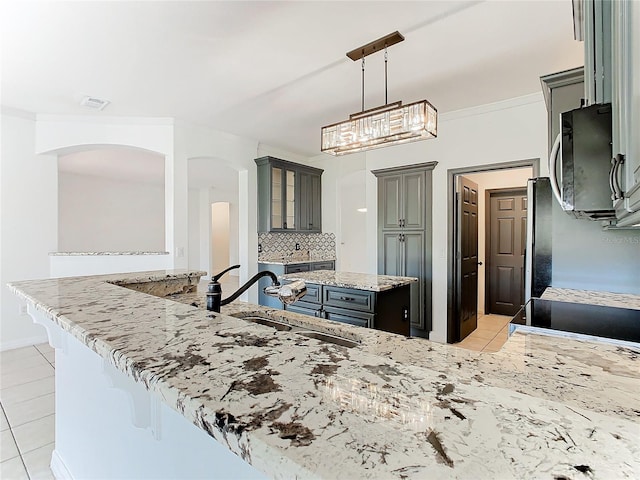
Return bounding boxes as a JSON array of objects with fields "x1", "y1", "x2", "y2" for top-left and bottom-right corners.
[
  {"x1": 454, "y1": 313, "x2": 513, "y2": 352},
  {"x1": 0, "y1": 344, "x2": 55, "y2": 480}
]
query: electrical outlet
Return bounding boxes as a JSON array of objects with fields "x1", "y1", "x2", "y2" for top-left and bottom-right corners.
[
  {"x1": 295, "y1": 243, "x2": 300, "y2": 251},
  {"x1": 258, "y1": 244, "x2": 262, "y2": 253}
]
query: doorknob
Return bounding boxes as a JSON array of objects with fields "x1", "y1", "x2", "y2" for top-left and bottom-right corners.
[{"x1": 477, "y1": 261, "x2": 483, "y2": 266}]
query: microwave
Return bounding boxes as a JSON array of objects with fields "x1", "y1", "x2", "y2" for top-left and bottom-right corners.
[{"x1": 549, "y1": 103, "x2": 614, "y2": 220}]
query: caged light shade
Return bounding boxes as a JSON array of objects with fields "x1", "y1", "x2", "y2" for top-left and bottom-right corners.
[{"x1": 321, "y1": 100, "x2": 438, "y2": 155}]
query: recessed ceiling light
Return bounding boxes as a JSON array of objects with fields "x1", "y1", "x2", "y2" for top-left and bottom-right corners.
[{"x1": 80, "y1": 96, "x2": 110, "y2": 110}]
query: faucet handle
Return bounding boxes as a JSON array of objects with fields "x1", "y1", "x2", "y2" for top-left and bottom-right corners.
[{"x1": 212, "y1": 264, "x2": 240, "y2": 282}]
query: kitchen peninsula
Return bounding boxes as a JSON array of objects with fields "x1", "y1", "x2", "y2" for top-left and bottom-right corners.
[{"x1": 8, "y1": 270, "x2": 640, "y2": 479}]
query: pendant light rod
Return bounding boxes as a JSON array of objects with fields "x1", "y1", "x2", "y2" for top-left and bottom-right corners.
[
  {"x1": 346, "y1": 31, "x2": 404, "y2": 61},
  {"x1": 361, "y1": 55, "x2": 365, "y2": 112},
  {"x1": 384, "y1": 46, "x2": 388, "y2": 105}
]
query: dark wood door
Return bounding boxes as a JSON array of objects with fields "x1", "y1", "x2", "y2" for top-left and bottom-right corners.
[
  {"x1": 456, "y1": 176, "x2": 479, "y2": 341},
  {"x1": 487, "y1": 189, "x2": 527, "y2": 316}
]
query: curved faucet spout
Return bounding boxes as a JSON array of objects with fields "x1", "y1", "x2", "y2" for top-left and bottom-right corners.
[{"x1": 219, "y1": 271, "x2": 280, "y2": 307}]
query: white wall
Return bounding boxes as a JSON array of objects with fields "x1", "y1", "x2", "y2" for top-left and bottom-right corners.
[
  {"x1": 312, "y1": 93, "x2": 548, "y2": 343},
  {"x1": 188, "y1": 188, "x2": 201, "y2": 271},
  {"x1": 58, "y1": 172, "x2": 165, "y2": 252},
  {"x1": 1, "y1": 110, "x2": 56, "y2": 350},
  {"x1": 465, "y1": 167, "x2": 533, "y2": 315},
  {"x1": 211, "y1": 202, "x2": 230, "y2": 274}
]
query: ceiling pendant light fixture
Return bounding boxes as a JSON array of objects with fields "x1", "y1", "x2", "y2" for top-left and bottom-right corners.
[{"x1": 321, "y1": 31, "x2": 437, "y2": 156}]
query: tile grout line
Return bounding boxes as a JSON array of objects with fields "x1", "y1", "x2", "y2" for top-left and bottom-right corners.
[
  {"x1": 35, "y1": 346, "x2": 55, "y2": 369},
  {"x1": 1, "y1": 401, "x2": 32, "y2": 480}
]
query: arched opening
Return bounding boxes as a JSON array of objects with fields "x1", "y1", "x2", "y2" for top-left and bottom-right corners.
[
  {"x1": 57, "y1": 145, "x2": 166, "y2": 252},
  {"x1": 187, "y1": 157, "x2": 242, "y2": 292}
]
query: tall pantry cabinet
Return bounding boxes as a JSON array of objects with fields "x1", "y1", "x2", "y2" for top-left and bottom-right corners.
[{"x1": 373, "y1": 162, "x2": 437, "y2": 338}]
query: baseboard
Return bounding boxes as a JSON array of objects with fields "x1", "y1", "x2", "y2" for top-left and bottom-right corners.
[
  {"x1": 51, "y1": 449, "x2": 73, "y2": 480},
  {"x1": 0, "y1": 334, "x2": 49, "y2": 352}
]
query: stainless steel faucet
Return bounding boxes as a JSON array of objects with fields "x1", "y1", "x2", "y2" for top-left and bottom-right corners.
[{"x1": 206, "y1": 265, "x2": 306, "y2": 312}]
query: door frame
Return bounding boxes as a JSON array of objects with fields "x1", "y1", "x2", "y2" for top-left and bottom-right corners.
[
  {"x1": 484, "y1": 187, "x2": 528, "y2": 316},
  {"x1": 446, "y1": 159, "x2": 540, "y2": 344}
]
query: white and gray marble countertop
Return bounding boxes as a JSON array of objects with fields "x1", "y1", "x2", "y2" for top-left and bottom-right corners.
[
  {"x1": 542, "y1": 287, "x2": 640, "y2": 310},
  {"x1": 49, "y1": 251, "x2": 170, "y2": 256},
  {"x1": 258, "y1": 255, "x2": 336, "y2": 266},
  {"x1": 281, "y1": 270, "x2": 417, "y2": 292},
  {"x1": 8, "y1": 270, "x2": 640, "y2": 479}
]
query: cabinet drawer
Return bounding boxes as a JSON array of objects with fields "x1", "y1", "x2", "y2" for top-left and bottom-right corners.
[
  {"x1": 285, "y1": 263, "x2": 311, "y2": 274},
  {"x1": 283, "y1": 281, "x2": 321, "y2": 304},
  {"x1": 323, "y1": 286, "x2": 375, "y2": 313},
  {"x1": 285, "y1": 302, "x2": 321, "y2": 317},
  {"x1": 323, "y1": 306, "x2": 374, "y2": 328},
  {"x1": 311, "y1": 261, "x2": 334, "y2": 271}
]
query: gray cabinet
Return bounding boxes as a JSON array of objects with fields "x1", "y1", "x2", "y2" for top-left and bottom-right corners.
[
  {"x1": 373, "y1": 162, "x2": 436, "y2": 337},
  {"x1": 611, "y1": 0, "x2": 640, "y2": 226},
  {"x1": 379, "y1": 172, "x2": 425, "y2": 230},
  {"x1": 255, "y1": 157, "x2": 323, "y2": 233},
  {"x1": 257, "y1": 261, "x2": 334, "y2": 309},
  {"x1": 283, "y1": 282, "x2": 410, "y2": 336},
  {"x1": 297, "y1": 170, "x2": 322, "y2": 232}
]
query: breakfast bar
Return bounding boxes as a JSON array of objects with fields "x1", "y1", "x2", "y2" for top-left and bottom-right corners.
[{"x1": 8, "y1": 270, "x2": 640, "y2": 479}]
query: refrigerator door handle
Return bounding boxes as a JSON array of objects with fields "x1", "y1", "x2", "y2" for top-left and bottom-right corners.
[{"x1": 548, "y1": 133, "x2": 564, "y2": 208}]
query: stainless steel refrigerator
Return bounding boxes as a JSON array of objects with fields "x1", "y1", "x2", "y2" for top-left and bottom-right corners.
[{"x1": 525, "y1": 177, "x2": 640, "y2": 301}]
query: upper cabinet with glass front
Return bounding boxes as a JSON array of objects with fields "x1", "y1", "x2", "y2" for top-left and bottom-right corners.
[{"x1": 255, "y1": 157, "x2": 323, "y2": 232}]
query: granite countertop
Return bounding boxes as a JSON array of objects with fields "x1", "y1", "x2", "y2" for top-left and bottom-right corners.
[
  {"x1": 258, "y1": 256, "x2": 336, "y2": 266},
  {"x1": 8, "y1": 270, "x2": 640, "y2": 479},
  {"x1": 281, "y1": 270, "x2": 417, "y2": 292},
  {"x1": 49, "y1": 251, "x2": 170, "y2": 256},
  {"x1": 541, "y1": 287, "x2": 640, "y2": 310}
]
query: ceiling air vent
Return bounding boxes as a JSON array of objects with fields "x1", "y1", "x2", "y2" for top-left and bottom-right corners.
[{"x1": 80, "y1": 96, "x2": 110, "y2": 110}]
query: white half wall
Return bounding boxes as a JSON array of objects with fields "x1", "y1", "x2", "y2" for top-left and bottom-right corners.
[
  {"x1": 58, "y1": 172, "x2": 165, "y2": 252},
  {"x1": 312, "y1": 93, "x2": 548, "y2": 343},
  {"x1": 1, "y1": 110, "x2": 57, "y2": 350}
]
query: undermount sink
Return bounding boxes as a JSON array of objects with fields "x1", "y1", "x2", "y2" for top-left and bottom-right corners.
[
  {"x1": 296, "y1": 331, "x2": 359, "y2": 348},
  {"x1": 232, "y1": 313, "x2": 359, "y2": 348},
  {"x1": 239, "y1": 316, "x2": 293, "y2": 331}
]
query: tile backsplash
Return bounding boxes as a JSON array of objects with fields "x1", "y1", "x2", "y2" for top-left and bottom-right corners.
[{"x1": 258, "y1": 232, "x2": 336, "y2": 261}]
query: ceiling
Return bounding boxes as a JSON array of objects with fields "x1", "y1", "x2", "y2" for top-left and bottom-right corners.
[{"x1": 1, "y1": 1, "x2": 583, "y2": 158}]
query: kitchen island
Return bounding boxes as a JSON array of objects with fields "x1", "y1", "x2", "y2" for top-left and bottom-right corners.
[
  {"x1": 280, "y1": 270, "x2": 417, "y2": 336},
  {"x1": 8, "y1": 270, "x2": 640, "y2": 479}
]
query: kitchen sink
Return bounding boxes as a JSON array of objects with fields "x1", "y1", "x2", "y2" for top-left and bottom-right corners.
[
  {"x1": 232, "y1": 313, "x2": 359, "y2": 348},
  {"x1": 240, "y1": 316, "x2": 293, "y2": 331},
  {"x1": 296, "y1": 331, "x2": 359, "y2": 348}
]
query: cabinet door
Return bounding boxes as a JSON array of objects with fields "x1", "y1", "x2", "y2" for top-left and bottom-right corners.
[
  {"x1": 283, "y1": 168, "x2": 296, "y2": 230},
  {"x1": 380, "y1": 175, "x2": 403, "y2": 229},
  {"x1": 309, "y1": 173, "x2": 322, "y2": 232},
  {"x1": 402, "y1": 171, "x2": 424, "y2": 229},
  {"x1": 296, "y1": 171, "x2": 322, "y2": 232},
  {"x1": 402, "y1": 232, "x2": 425, "y2": 329},
  {"x1": 270, "y1": 166, "x2": 284, "y2": 229},
  {"x1": 297, "y1": 171, "x2": 310, "y2": 231},
  {"x1": 612, "y1": 0, "x2": 640, "y2": 217},
  {"x1": 379, "y1": 232, "x2": 403, "y2": 277}
]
